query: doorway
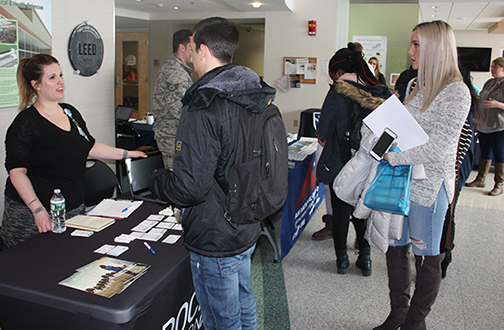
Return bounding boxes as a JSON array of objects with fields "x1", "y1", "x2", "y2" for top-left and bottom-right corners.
[{"x1": 115, "y1": 32, "x2": 148, "y2": 120}]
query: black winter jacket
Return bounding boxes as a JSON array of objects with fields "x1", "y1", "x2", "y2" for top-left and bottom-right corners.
[
  {"x1": 316, "y1": 79, "x2": 393, "y2": 183},
  {"x1": 149, "y1": 64, "x2": 276, "y2": 257}
]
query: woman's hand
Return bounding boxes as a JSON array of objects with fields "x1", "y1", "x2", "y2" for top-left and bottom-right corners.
[
  {"x1": 383, "y1": 143, "x2": 399, "y2": 162},
  {"x1": 89, "y1": 142, "x2": 147, "y2": 160},
  {"x1": 482, "y1": 98, "x2": 504, "y2": 109},
  {"x1": 34, "y1": 210, "x2": 52, "y2": 233},
  {"x1": 8, "y1": 168, "x2": 52, "y2": 233},
  {"x1": 126, "y1": 150, "x2": 147, "y2": 159}
]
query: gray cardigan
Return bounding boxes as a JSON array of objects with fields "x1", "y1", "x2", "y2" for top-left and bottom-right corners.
[{"x1": 388, "y1": 81, "x2": 470, "y2": 207}]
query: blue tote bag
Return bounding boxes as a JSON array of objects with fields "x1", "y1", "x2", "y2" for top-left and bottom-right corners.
[{"x1": 363, "y1": 147, "x2": 412, "y2": 216}]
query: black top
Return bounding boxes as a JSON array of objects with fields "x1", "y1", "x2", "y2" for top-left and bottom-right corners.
[
  {"x1": 394, "y1": 66, "x2": 418, "y2": 102},
  {"x1": 377, "y1": 72, "x2": 386, "y2": 86},
  {"x1": 4, "y1": 103, "x2": 95, "y2": 210}
]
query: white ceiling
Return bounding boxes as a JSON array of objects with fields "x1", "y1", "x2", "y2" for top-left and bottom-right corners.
[
  {"x1": 419, "y1": 0, "x2": 504, "y2": 30},
  {"x1": 115, "y1": 0, "x2": 504, "y2": 31}
]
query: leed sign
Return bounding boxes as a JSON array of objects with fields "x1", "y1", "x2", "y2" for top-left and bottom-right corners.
[{"x1": 68, "y1": 23, "x2": 104, "y2": 77}]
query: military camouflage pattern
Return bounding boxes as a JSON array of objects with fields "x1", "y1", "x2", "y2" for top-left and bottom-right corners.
[{"x1": 153, "y1": 55, "x2": 192, "y2": 169}]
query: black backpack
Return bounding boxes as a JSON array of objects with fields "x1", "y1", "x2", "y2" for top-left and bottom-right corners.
[{"x1": 225, "y1": 103, "x2": 289, "y2": 224}]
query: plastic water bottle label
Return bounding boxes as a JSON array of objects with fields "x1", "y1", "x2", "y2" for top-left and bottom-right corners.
[{"x1": 51, "y1": 201, "x2": 65, "y2": 212}]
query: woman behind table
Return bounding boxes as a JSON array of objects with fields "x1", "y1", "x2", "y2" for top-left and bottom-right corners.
[
  {"x1": 369, "y1": 56, "x2": 387, "y2": 85},
  {"x1": 374, "y1": 21, "x2": 470, "y2": 330},
  {"x1": 0, "y1": 54, "x2": 146, "y2": 250},
  {"x1": 316, "y1": 44, "x2": 392, "y2": 276},
  {"x1": 465, "y1": 57, "x2": 504, "y2": 196}
]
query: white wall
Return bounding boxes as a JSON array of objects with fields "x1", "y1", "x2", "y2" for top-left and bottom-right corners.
[
  {"x1": 0, "y1": 0, "x2": 116, "y2": 219},
  {"x1": 263, "y1": 0, "x2": 345, "y2": 134},
  {"x1": 454, "y1": 30, "x2": 504, "y2": 90}
]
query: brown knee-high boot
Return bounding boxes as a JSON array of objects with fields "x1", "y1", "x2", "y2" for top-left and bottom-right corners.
[
  {"x1": 401, "y1": 253, "x2": 445, "y2": 330},
  {"x1": 465, "y1": 158, "x2": 491, "y2": 187},
  {"x1": 488, "y1": 163, "x2": 504, "y2": 196},
  {"x1": 373, "y1": 244, "x2": 412, "y2": 330}
]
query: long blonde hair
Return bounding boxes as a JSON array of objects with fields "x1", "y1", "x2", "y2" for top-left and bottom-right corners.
[
  {"x1": 17, "y1": 54, "x2": 59, "y2": 111},
  {"x1": 405, "y1": 21, "x2": 462, "y2": 111}
]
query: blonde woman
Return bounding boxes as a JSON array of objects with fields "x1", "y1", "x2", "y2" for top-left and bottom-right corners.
[
  {"x1": 369, "y1": 56, "x2": 387, "y2": 85},
  {"x1": 374, "y1": 21, "x2": 470, "y2": 330}
]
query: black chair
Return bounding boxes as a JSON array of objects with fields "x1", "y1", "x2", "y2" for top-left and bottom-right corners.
[
  {"x1": 116, "y1": 122, "x2": 141, "y2": 150},
  {"x1": 84, "y1": 159, "x2": 122, "y2": 207}
]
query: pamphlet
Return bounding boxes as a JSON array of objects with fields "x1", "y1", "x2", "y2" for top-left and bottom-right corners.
[
  {"x1": 288, "y1": 138, "x2": 318, "y2": 161},
  {"x1": 66, "y1": 215, "x2": 115, "y2": 232},
  {"x1": 86, "y1": 199, "x2": 143, "y2": 219},
  {"x1": 59, "y1": 256, "x2": 150, "y2": 298}
]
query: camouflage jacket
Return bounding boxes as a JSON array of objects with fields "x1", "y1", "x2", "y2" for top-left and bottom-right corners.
[{"x1": 152, "y1": 55, "x2": 192, "y2": 132}]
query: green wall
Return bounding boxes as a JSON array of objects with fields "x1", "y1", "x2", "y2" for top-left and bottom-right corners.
[{"x1": 349, "y1": 3, "x2": 418, "y2": 87}]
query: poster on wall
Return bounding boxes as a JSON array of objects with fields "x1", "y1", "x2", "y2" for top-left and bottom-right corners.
[
  {"x1": 353, "y1": 36, "x2": 387, "y2": 75},
  {"x1": 0, "y1": 0, "x2": 52, "y2": 109}
]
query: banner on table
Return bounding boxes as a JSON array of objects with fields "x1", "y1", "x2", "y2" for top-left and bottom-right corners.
[{"x1": 280, "y1": 155, "x2": 325, "y2": 260}]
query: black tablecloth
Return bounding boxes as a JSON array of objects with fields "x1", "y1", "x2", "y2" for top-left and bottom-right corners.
[{"x1": 0, "y1": 202, "x2": 201, "y2": 329}]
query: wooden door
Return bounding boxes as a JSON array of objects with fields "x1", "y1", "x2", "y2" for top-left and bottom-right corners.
[{"x1": 115, "y1": 32, "x2": 148, "y2": 119}]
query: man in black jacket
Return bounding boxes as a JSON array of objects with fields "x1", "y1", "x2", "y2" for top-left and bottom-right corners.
[{"x1": 149, "y1": 17, "x2": 276, "y2": 330}]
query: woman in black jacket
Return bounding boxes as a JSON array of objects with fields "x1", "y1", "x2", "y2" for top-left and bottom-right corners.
[{"x1": 317, "y1": 45, "x2": 392, "y2": 276}]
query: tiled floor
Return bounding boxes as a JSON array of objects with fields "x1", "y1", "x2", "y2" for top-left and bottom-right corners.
[{"x1": 281, "y1": 170, "x2": 504, "y2": 330}]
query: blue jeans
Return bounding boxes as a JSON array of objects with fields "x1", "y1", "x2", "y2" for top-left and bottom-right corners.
[
  {"x1": 394, "y1": 184, "x2": 449, "y2": 256},
  {"x1": 478, "y1": 130, "x2": 504, "y2": 163},
  {"x1": 190, "y1": 244, "x2": 257, "y2": 330}
]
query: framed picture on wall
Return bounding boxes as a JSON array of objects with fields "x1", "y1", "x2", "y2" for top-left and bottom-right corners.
[{"x1": 390, "y1": 73, "x2": 400, "y2": 86}]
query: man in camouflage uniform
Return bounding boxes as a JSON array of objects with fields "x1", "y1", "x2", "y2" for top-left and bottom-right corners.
[{"x1": 153, "y1": 29, "x2": 193, "y2": 169}]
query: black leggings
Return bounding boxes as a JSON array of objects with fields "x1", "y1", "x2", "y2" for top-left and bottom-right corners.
[{"x1": 330, "y1": 187, "x2": 370, "y2": 252}]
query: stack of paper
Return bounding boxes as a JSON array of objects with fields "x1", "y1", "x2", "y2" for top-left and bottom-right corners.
[
  {"x1": 86, "y1": 199, "x2": 143, "y2": 219},
  {"x1": 288, "y1": 138, "x2": 318, "y2": 161},
  {"x1": 59, "y1": 256, "x2": 150, "y2": 298},
  {"x1": 66, "y1": 215, "x2": 115, "y2": 232}
]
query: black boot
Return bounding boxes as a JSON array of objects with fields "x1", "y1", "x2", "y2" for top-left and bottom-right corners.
[
  {"x1": 336, "y1": 249, "x2": 349, "y2": 274},
  {"x1": 373, "y1": 244, "x2": 412, "y2": 330},
  {"x1": 356, "y1": 247, "x2": 372, "y2": 276},
  {"x1": 401, "y1": 253, "x2": 445, "y2": 330}
]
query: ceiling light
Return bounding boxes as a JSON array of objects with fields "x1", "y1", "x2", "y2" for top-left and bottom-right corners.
[
  {"x1": 136, "y1": 0, "x2": 142, "y2": 2},
  {"x1": 174, "y1": 6, "x2": 179, "y2": 9},
  {"x1": 431, "y1": 6, "x2": 437, "y2": 9},
  {"x1": 252, "y1": 2, "x2": 261, "y2": 8},
  {"x1": 432, "y1": 14, "x2": 436, "y2": 18},
  {"x1": 156, "y1": 3, "x2": 163, "y2": 7}
]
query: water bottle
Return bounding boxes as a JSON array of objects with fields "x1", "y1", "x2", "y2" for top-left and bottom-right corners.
[{"x1": 50, "y1": 189, "x2": 66, "y2": 233}]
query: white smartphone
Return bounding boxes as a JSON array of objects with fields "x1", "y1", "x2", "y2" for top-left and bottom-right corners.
[{"x1": 370, "y1": 128, "x2": 397, "y2": 161}]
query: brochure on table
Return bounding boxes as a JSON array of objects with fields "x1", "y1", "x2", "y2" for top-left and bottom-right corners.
[
  {"x1": 66, "y1": 215, "x2": 115, "y2": 232},
  {"x1": 288, "y1": 137, "x2": 318, "y2": 162},
  {"x1": 59, "y1": 256, "x2": 150, "y2": 298},
  {"x1": 86, "y1": 199, "x2": 143, "y2": 219}
]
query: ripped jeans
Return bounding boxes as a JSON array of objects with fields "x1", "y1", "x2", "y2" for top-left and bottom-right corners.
[{"x1": 393, "y1": 184, "x2": 449, "y2": 256}]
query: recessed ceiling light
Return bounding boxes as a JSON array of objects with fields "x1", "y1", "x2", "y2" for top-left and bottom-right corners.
[
  {"x1": 156, "y1": 3, "x2": 163, "y2": 7},
  {"x1": 432, "y1": 14, "x2": 436, "y2": 18},
  {"x1": 431, "y1": 6, "x2": 437, "y2": 9},
  {"x1": 174, "y1": 6, "x2": 179, "y2": 9},
  {"x1": 136, "y1": 0, "x2": 142, "y2": 2},
  {"x1": 457, "y1": 17, "x2": 467, "y2": 20},
  {"x1": 252, "y1": 2, "x2": 261, "y2": 8}
]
